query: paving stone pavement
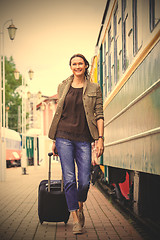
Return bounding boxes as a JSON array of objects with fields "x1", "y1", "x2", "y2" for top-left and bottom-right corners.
[{"x1": 0, "y1": 162, "x2": 143, "y2": 240}]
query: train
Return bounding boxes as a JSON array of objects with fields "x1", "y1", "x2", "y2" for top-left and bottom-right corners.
[
  {"x1": 5, "y1": 127, "x2": 36, "y2": 167},
  {"x1": 90, "y1": 0, "x2": 160, "y2": 219},
  {"x1": 26, "y1": 135, "x2": 35, "y2": 166},
  {"x1": 5, "y1": 127, "x2": 21, "y2": 168}
]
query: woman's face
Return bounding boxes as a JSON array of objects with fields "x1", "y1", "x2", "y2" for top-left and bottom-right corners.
[{"x1": 70, "y1": 57, "x2": 87, "y2": 77}]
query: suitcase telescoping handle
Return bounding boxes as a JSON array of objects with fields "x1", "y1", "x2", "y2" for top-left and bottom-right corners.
[
  {"x1": 48, "y1": 152, "x2": 63, "y2": 192},
  {"x1": 48, "y1": 152, "x2": 52, "y2": 192}
]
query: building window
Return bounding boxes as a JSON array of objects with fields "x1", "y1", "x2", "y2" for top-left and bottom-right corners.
[
  {"x1": 133, "y1": 0, "x2": 138, "y2": 55},
  {"x1": 150, "y1": 0, "x2": 160, "y2": 32},
  {"x1": 108, "y1": 26, "x2": 112, "y2": 92},
  {"x1": 114, "y1": 3, "x2": 118, "y2": 84}
]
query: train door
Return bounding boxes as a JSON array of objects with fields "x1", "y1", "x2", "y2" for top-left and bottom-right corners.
[
  {"x1": 99, "y1": 44, "x2": 104, "y2": 166},
  {"x1": 26, "y1": 136, "x2": 34, "y2": 165}
]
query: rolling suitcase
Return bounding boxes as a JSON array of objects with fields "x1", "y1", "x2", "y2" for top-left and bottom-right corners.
[{"x1": 38, "y1": 152, "x2": 70, "y2": 224}]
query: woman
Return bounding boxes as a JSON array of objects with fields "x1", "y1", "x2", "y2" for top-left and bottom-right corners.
[{"x1": 48, "y1": 53, "x2": 104, "y2": 234}]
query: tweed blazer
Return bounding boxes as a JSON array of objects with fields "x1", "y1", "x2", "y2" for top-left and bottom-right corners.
[{"x1": 48, "y1": 75, "x2": 103, "y2": 141}]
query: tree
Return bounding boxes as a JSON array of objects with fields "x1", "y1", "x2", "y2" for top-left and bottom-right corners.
[{"x1": 5, "y1": 56, "x2": 22, "y2": 131}]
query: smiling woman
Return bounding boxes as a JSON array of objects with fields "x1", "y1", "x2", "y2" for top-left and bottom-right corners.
[
  {"x1": 69, "y1": 53, "x2": 89, "y2": 76},
  {"x1": 69, "y1": 54, "x2": 89, "y2": 88},
  {"x1": 70, "y1": 58, "x2": 86, "y2": 79},
  {"x1": 48, "y1": 53, "x2": 104, "y2": 234}
]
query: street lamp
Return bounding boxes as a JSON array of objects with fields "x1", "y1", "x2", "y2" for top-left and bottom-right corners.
[
  {"x1": 0, "y1": 19, "x2": 17, "y2": 182},
  {"x1": 14, "y1": 68, "x2": 19, "y2": 80},
  {"x1": 28, "y1": 69, "x2": 34, "y2": 80},
  {"x1": 7, "y1": 23, "x2": 17, "y2": 40}
]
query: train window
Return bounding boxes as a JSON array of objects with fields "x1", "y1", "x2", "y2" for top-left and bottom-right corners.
[
  {"x1": 132, "y1": 0, "x2": 138, "y2": 55},
  {"x1": 122, "y1": 0, "x2": 127, "y2": 71},
  {"x1": 114, "y1": 3, "x2": 118, "y2": 84},
  {"x1": 103, "y1": 39, "x2": 107, "y2": 97},
  {"x1": 123, "y1": 0, "x2": 126, "y2": 11},
  {"x1": 6, "y1": 138, "x2": 9, "y2": 148},
  {"x1": 99, "y1": 44, "x2": 103, "y2": 95},
  {"x1": 27, "y1": 139, "x2": 29, "y2": 148},
  {"x1": 108, "y1": 26, "x2": 112, "y2": 92},
  {"x1": 150, "y1": 0, "x2": 160, "y2": 32}
]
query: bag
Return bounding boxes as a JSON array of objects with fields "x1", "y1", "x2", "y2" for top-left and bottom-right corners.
[{"x1": 38, "y1": 152, "x2": 70, "y2": 224}]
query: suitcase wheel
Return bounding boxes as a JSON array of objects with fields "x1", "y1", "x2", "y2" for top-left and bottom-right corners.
[{"x1": 40, "y1": 220, "x2": 43, "y2": 224}]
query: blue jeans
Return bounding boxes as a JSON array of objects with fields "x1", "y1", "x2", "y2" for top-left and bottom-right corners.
[{"x1": 56, "y1": 138, "x2": 91, "y2": 211}]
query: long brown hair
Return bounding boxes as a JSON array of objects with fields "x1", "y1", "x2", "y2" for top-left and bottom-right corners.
[{"x1": 69, "y1": 53, "x2": 89, "y2": 77}]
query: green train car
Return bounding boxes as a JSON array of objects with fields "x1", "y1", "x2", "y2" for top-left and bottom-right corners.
[
  {"x1": 26, "y1": 136, "x2": 39, "y2": 166},
  {"x1": 26, "y1": 136, "x2": 34, "y2": 165},
  {"x1": 90, "y1": 0, "x2": 160, "y2": 219}
]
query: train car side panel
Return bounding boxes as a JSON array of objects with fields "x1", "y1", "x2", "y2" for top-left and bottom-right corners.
[{"x1": 103, "y1": 41, "x2": 160, "y2": 175}]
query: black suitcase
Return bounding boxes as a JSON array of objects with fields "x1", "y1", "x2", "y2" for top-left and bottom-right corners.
[{"x1": 38, "y1": 152, "x2": 70, "y2": 224}]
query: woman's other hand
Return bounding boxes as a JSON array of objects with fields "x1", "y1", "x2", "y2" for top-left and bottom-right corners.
[
  {"x1": 96, "y1": 138, "x2": 104, "y2": 158},
  {"x1": 52, "y1": 141, "x2": 58, "y2": 156},
  {"x1": 96, "y1": 119, "x2": 104, "y2": 158}
]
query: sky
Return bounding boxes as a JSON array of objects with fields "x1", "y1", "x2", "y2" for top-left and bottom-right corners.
[{"x1": 0, "y1": 0, "x2": 107, "y2": 96}]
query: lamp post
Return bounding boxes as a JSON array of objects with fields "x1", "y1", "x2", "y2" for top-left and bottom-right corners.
[
  {"x1": 0, "y1": 19, "x2": 17, "y2": 181},
  {"x1": 5, "y1": 106, "x2": 9, "y2": 128}
]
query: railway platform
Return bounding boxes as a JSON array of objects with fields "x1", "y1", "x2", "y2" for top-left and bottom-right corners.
[{"x1": 0, "y1": 162, "x2": 143, "y2": 240}]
